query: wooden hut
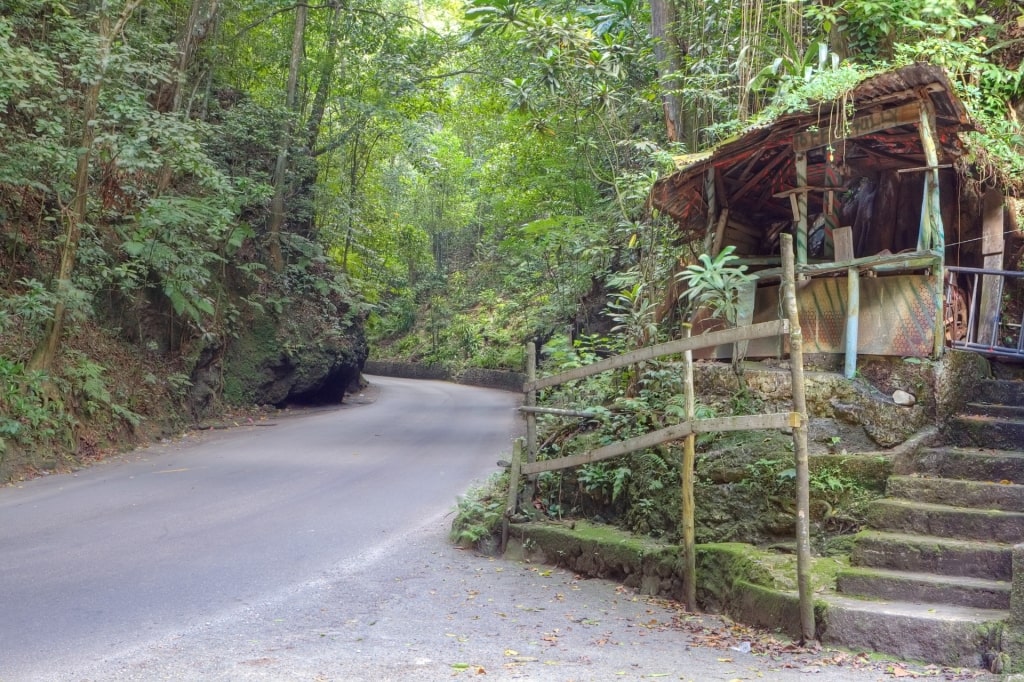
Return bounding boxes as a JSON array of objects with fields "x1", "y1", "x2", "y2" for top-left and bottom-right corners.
[{"x1": 650, "y1": 63, "x2": 1022, "y2": 373}]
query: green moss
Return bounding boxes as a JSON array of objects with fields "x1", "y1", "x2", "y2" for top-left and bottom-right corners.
[{"x1": 222, "y1": 316, "x2": 280, "y2": 405}]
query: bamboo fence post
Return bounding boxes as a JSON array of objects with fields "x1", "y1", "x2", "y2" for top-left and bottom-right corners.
[
  {"x1": 681, "y1": 324, "x2": 698, "y2": 611},
  {"x1": 781, "y1": 233, "x2": 816, "y2": 643},
  {"x1": 524, "y1": 342, "x2": 537, "y2": 506}
]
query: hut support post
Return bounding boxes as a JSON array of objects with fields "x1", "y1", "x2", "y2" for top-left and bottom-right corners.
[
  {"x1": 917, "y1": 100, "x2": 945, "y2": 254},
  {"x1": 845, "y1": 267, "x2": 859, "y2": 379},
  {"x1": 781, "y1": 233, "x2": 816, "y2": 643}
]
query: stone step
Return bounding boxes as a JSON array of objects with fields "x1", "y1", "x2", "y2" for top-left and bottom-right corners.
[
  {"x1": 965, "y1": 401, "x2": 1024, "y2": 420},
  {"x1": 894, "y1": 447, "x2": 1024, "y2": 484},
  {"x1": 851, "y1": 530, "x2": 1011, "y2": 580},
  {"x1": 946, "y1": 414, "x2": 1024, "y2": 451},
  {"x1": 835, "y1": 565, "x2": 1010, "y2": 610},
  {"x1": 819, "y1": 593, "x2": 1005, "y2": 668},
  {"x1": 867, "y1": 498, "x2": 1024, "y2": 543},
  {"x1": 886, "y1": 474, "x2": 1024, "y2": 512},
  {"x1": 977, "y1": 378, "x2": 1024, "y2": 406}
]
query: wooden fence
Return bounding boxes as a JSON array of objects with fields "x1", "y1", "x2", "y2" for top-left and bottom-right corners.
[{"x1": 504, "y1": 233, "x2": 816, "y2": 642}]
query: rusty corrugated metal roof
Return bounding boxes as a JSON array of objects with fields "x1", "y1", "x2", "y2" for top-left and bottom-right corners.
[{"x1": 651, "y1": 63, "x2": 973, "y2": 229}]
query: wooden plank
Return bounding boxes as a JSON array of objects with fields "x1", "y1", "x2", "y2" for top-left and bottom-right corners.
[
  {"x1": 978, "y1": 189, "x2": 1004, "y2": 347},
  {"x1": 833, "y1": 226, "x2": 855, "y2": 262},
  {"x1": 982, "y1": 189, "x2": 1005, "y2": 256},
  {"x1": 525, "y1": 320, "x2": 789, "y2": 392},
  {"x1": 793, "y1": 102, "x2": 921, "y2": 152},
  {"x1": 519, "y1": 413, "x2": 798, "y2": 476}
]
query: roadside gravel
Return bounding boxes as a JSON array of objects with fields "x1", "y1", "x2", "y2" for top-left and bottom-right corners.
[{"x1": 65, "y1": 512, "x2": 997, "y2": 682}]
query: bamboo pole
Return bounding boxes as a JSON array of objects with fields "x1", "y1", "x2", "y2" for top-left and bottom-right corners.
[
  {"x1": 681, "y1": 325, "x2": 698, "y2": 611},
  {"x1": 525, "y1": 320, "x2": 788, "y2": 393},
  {"x1": 520, "y1": 413, "x2": 796, "y2": 476},
  {"x1": 518, "y1": 406, "x2": 595, "y2": 418},
  {"x1": 780, "y1": 233, "x2": 816, "y2": 643}
]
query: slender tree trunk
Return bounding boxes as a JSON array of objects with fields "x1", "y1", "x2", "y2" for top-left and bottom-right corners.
[
  {"x1": 306, "y1": 0, "x2": 344, "y2": 152},
  {"x1": 341, "y1": 129, "x2": 361, "y2": 272},
  {"x1": 29, "y1": 0, "x2": 142, "y2": 374},
  {"x1": 649, "y1": 0, "x2": 685, "y2": 143},
  {"x1": 156, "y1": 0, "x2": 220, "y2": 193},
  {"x1": 267, "y1": 1, "x2": 307, "y2": 272}
]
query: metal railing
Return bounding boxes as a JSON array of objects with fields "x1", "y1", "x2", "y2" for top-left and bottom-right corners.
[{"x1": 946, "y1": 265, "x2": 1024, "y2": 359}]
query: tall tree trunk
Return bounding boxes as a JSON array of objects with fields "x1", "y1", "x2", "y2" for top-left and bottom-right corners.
[
  {"x1": 292, "y1": 0, "x2": 345, "y2": 238},
  {"x1": 267, "y1": 1, "x2": 307, "y2": 272},
  {"x1": 649, "y1": 0, "x2": 685, "y2": 143},
  {"x1": 29, "y1": 0, "x2": 142, "y2": 374},
  {"x1": 306, "y1": 0, "x2": 344, "y2": 152},
  {"x1": 156, "y1": 0, "x2": 220, "y2": 194}
]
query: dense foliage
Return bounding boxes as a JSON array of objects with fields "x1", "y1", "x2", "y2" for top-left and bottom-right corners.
[{"x1": 2, "y1": 0, "x2": 1023, "y2": 530}]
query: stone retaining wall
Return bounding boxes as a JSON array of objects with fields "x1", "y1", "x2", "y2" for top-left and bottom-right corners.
[{"x1": 364, "y1": 360, "x2": 525, "y2": 392}]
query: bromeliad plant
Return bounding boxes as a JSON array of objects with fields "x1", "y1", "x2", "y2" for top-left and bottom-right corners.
[
  {"x1": 676, "y1": 245, "x2": 757, "y2": 375},
  {"x1": 676, "y1": 245, "x2": 756, "y2": 326}
]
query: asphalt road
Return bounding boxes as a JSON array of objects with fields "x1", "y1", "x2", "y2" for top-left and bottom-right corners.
[
  {"x1": 0, "y1": 376, "x2": 995, "y2": 682},
  {"x1": 0, "y1": 376, "x2": 520, "y2": 680}
]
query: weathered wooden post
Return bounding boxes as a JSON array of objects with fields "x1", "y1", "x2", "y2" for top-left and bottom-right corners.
[
  {"x1": 681, "y1": 324, "x2": 698, "y2": 611},
  {"x1": 524, "y1": 342, "x2": 538, "y2": 506},
  {"x1": 780, "y1": 233, "x2": 816, "y2": 643},
  {"x1": 501, "y1": 437, "x2": 524, "y2": 554}
]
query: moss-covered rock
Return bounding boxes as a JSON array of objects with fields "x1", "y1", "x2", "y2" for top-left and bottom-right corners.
[{"x1": 219, "y1": 300, "x2": 367, "y2": 408}]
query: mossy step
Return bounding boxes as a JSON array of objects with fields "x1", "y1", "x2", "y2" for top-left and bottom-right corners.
[
  {"x1": 947, "y1": 414, "x2": 1024, "y2": 451},
  {"x1": 835, "y1": 565, "x2": 1010, "y2": 610},
  {"x1": 977, "y1": 379, "x2": 1024, "y2": 406},
  {"x1": 886, "y1": 474, "x2": 1024, "y2": 512},
  {"x1": 867, "y1": 497, "x2": 1024, "y2": 543},
  {"x1": 851, "y1": 530, "x2": 1011, "y2": 580},
  {"x1": 819, "y1": 592, "x2": 1005, "y2": 668},
  {"x1": 895, "y1": 447, "x2": 1024, "y2": 484},
  {"x1": 965, "y1": 401, "x2": 1024, "y2": 420}
]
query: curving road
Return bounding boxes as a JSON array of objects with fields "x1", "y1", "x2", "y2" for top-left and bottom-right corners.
[
  {"x1": 0, "y1": 376, "x2": 522, "y2": 680},
  {"x1": 0, "y1": 376, "x2": 993, "y2": 681}
]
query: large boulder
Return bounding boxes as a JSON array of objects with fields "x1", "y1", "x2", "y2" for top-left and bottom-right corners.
[{"x1": 191, "y1": 299, "x2": 367, "y2": 415}]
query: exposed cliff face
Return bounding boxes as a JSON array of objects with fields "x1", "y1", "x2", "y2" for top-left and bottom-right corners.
[{"x1": 187, "y1": 289, "x2": 367, "y2": 417}]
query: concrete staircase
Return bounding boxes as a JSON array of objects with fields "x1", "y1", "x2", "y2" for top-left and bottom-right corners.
[{"x1": 820, "y1": 378, "x2": 1024, "y2": 669}]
